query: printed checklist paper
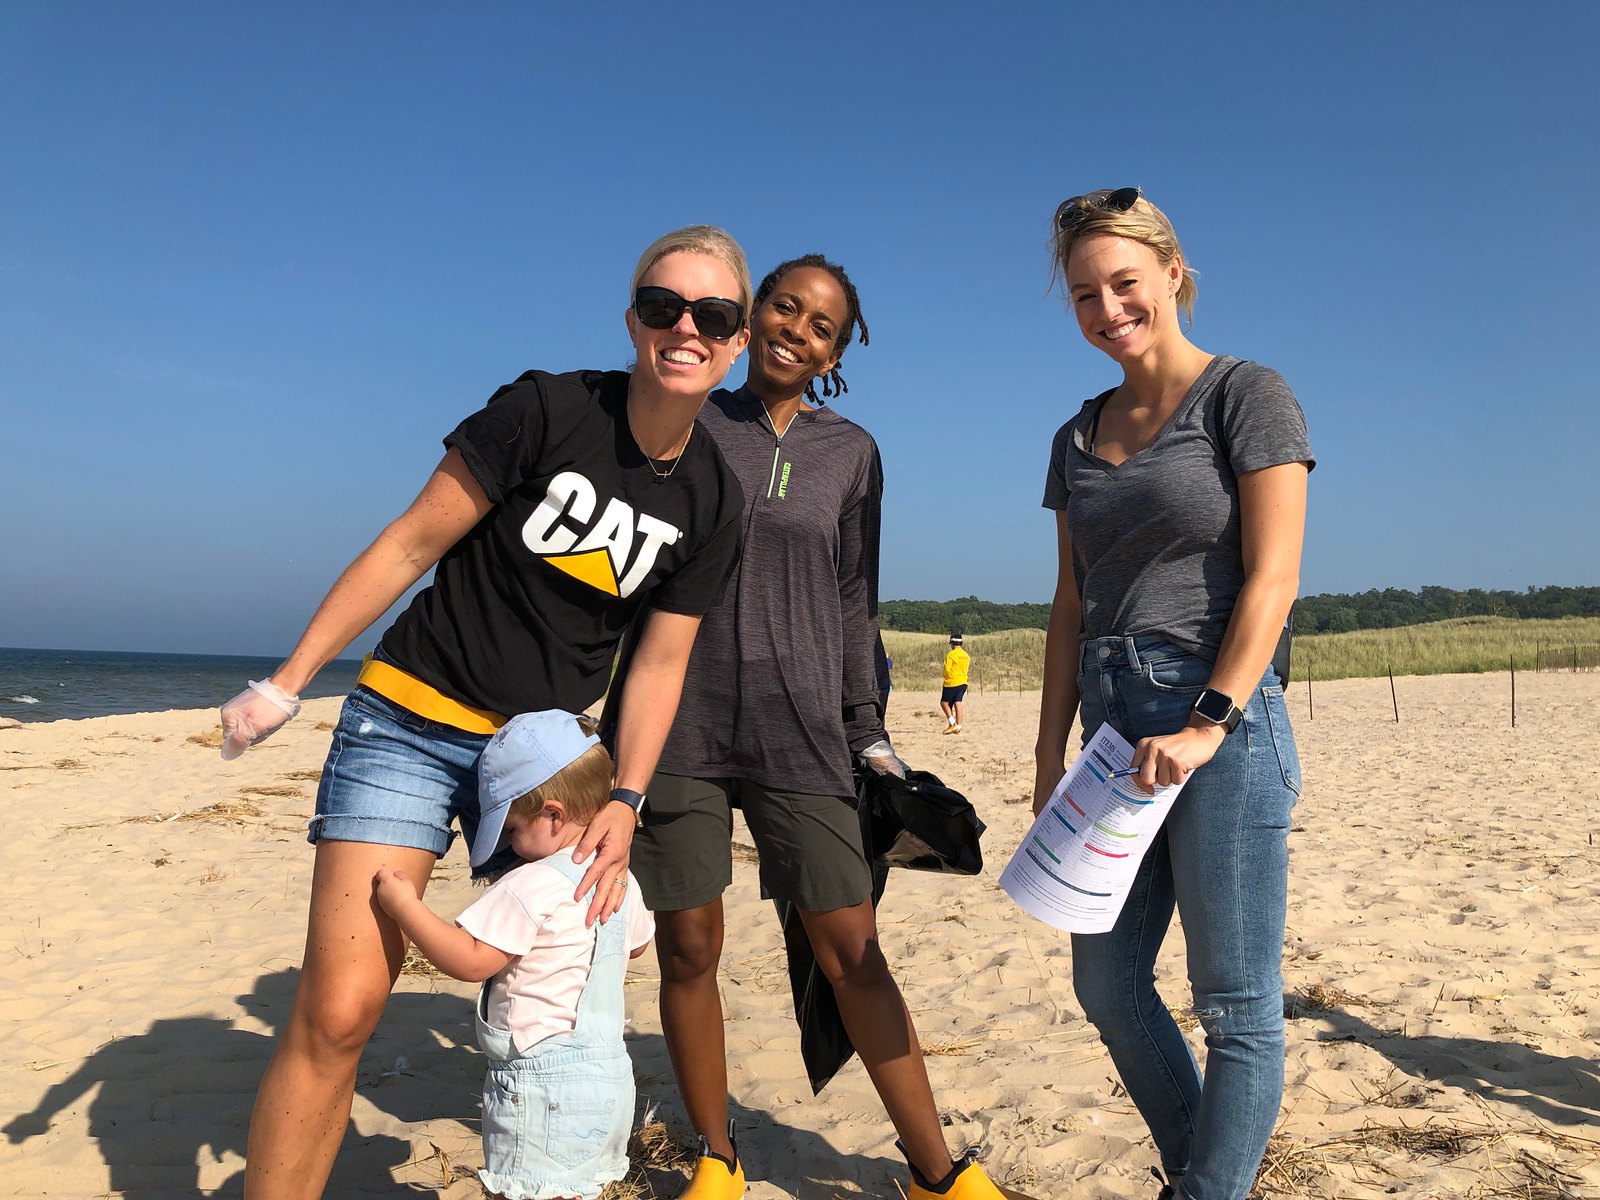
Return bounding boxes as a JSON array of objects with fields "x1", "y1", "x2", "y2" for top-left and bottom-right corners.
[{"x1": 1000, "y1": 722, "x2": 1187, "y2": 933}]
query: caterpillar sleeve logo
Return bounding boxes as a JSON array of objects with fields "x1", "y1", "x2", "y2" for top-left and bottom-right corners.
[{"x1": 521, "y1": 471, "x2": 683, "y2": 598}]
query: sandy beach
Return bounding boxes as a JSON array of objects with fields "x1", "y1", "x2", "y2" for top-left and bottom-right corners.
[{"x1": 2, "y1": 671, "x2": 1597, "y2": 1198}]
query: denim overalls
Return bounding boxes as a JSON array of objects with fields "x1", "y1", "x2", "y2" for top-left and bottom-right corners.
[{"x1": 475, "y1": 853, "x2": 635, "y2": 1200}]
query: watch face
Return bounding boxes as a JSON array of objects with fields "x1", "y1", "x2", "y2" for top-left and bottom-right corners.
[{"x1": 1194, "y1": 689, "x2": 1234, "y2": 723}]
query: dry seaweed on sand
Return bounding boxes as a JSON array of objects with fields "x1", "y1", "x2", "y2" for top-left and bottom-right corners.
[
  {"x1": 59, "y1": 799, "x2": 262, "y2": 832},
  {"x1": 240, "y1": 783, "x2": 304, "y2": 798},
  {"x1": 1283, "y1": 982, "x2": 1382, "y2": 1018},
  {"x1": 187, "y1": 729, "x2": 224, "y2": 748},
  {"x1": 628, "y1": 1119, "x2": 697, "y2": 1172},
  {"x1": 398, "y1": 1141, "x2": 478, "y2": 1190},
  {"x1": 919, "y1": 1034, "x2": 984, "y2": 1056},
  {"x1": 1248, "y1": 1131, "x2": 1329, "y2": 1196},
  {"x1": 597, "y1": 1118, "x2": 698, "y2": 1199},
  {"x1": 178, "y1": 800, "x2": 264, "y2": 823},
  {"x1": 1245, "y1": 1116, "x2": 1600, "y2": 1199},
  {"x1": 398, "y1": 945, "x2": 447, "y2": 979}
]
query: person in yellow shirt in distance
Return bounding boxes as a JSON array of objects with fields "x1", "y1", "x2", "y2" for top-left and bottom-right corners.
[{"x1": 941, "y1": 633, "x2": 970, "y2": 734}]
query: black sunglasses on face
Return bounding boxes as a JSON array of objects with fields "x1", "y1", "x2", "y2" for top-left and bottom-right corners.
[
  {"x1": 1055, "y1": 186, "x2": 1142, "y2": 232},
  {"x1": 633, "y1": 286, "x2": 746, "y2": 341}
]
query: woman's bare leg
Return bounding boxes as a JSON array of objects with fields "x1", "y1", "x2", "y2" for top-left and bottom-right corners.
[
  {"x1": 798, "y1": 900, "x2": 953, "y2": 1183},
  {"x1": 653, "y1": 900, "x2": 733, "y2": 1158},
  {"x1": 244, "y1": 840, "x2": 437, "y2": 1199}
]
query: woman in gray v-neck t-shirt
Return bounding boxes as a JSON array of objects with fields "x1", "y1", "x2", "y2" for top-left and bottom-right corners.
[{"x1": 1035, "y1": 189, "x2": 1314, "y2": 1200}]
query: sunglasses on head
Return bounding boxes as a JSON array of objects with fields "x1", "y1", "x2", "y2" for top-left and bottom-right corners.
[
  {"x1": 633, "y1": 286, "x2": 746, "y2": 342},
  {"x1": 1055, "y1": 186, "x2": 1142, "y2": 232}
]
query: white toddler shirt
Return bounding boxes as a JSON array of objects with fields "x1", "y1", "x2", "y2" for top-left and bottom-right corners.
[{"x1": 456, "y1": 849, "x2": 654, "y2": 1054}]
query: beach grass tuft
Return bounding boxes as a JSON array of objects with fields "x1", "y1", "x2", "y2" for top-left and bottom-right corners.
[
  {"x1": 881, "y1": 629, "x2": 1046, "y2": 692},
  {"x1": 1295, "y1": 615, "x2": 1600, "y2": 682}
]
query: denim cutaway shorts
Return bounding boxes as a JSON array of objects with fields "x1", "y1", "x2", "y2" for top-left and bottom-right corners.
[{"x1": 308, "y1": 687, "x2": 492, "y2": 862}]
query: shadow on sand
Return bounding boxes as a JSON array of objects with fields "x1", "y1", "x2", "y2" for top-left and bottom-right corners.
[
  {"x1": 5, "y1": 966, "x2": 909, "y2": 1198},
  {"x1": 1302, "y1": 1000, "x2": 1600, "y2": 1127},
  {"x1": 2, "y1": 969, "x2": 474, "y2": 1198}
]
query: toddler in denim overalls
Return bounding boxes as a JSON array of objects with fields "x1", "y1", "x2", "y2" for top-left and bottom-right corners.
[{"x1": 374, "y1": 710, "x2": 654, "y2": 1200}]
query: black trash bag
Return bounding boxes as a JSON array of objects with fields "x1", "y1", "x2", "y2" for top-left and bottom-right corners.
[{"x1": 777, "y1": 767, "x2": 986, "y2": 1094}]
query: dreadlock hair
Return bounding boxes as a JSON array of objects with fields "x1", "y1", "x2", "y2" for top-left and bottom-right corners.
[{"x1": 752, "y1": 254, "x2": 869, "y2": 405}]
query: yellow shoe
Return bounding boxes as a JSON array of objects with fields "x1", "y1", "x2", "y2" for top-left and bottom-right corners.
[
  {"x1": 680, "y1": 1124, "x2": 745, "y2": 1200},
  {"x1": 905, "y1": 1146, "x2": 1010, "y2": 1200}
]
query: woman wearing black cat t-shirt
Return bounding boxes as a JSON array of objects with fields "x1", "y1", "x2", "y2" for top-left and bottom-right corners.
[{"x1": 219, "y1": 226, "x2": 750, "y2": 1200}]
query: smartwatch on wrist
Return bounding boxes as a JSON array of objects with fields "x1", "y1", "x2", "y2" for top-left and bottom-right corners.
[
  {"x1": 1192, "y1": 688, "x2": 1244, "y2": 734},
  {"x1": 609, "y1": 787, "x2": 647, "y2": 827}
]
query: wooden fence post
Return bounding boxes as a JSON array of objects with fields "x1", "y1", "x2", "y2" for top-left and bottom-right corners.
[
  {"x1": 1388, "y1": 664, "x2": 1399, "y2": 723},
  {"x1": 1510, "y1": 654, "x2": 1516, "y2": 728}
]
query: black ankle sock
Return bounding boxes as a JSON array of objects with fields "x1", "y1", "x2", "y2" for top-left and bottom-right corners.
[
  {"x1": 701, "y1": 1144, "x2": 737, "y2": 1171},
  {"x1": 700, "y1": 1120, "x2": 739, "y2": 1172},
  {"x1": 902, "y1": 1144, "x2": 972, "y2": 1194}
]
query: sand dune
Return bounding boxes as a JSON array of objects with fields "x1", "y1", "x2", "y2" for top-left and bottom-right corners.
[{"x1": 2, "y1": 672, "x2": 1597, "y2": 1197}]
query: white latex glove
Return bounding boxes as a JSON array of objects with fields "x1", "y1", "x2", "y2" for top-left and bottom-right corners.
[
  {"x1": 859, "y1": 738, "x2": 908, "y2": 778},
  {"x1": 219, "y1": 679, "x2": 302, "y2": 760}
]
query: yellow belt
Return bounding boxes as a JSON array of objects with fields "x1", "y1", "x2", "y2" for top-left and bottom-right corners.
[{"x1": 357, "y1": 657, "x2": 507, "y2": 735}]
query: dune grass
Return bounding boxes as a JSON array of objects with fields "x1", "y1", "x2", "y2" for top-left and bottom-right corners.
[
  {"x1": 883, "y1": 616, "x2": 1600, "y2": 690},
  {"x1": 1294, "y1": 615, "x2": 1600, "y2": 682},
  {"x1": 881, "y1": 629, "x2": 1046, "y2": 693}
]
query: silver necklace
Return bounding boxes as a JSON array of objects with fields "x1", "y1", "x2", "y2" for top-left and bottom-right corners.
[{"x1": 643, "y1": 426, "x2": 692, "y2": 484}]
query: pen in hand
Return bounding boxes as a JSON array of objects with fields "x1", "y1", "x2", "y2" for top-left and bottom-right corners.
[{"x1": 1109, "y1": 767, "x2": 1141, "y2": 780}]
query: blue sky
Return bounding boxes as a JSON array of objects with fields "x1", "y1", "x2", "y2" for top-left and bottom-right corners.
[{"x1": 3, "y1": 2, "x2": 1597, "y2": 657}]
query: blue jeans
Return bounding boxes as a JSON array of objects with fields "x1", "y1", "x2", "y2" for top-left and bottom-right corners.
[{"x1": 1071, "y1": 637, "x2": 1301, "y2": 1200}]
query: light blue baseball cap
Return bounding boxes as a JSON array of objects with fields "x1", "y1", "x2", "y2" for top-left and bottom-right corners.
[{"x1": 472, "y1": 710, "x2": 601, "y2": 867}]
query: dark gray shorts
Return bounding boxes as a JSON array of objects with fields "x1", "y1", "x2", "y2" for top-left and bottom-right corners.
[{"x1": 632, "y1": 774, "x2": 871, "y2": 913}]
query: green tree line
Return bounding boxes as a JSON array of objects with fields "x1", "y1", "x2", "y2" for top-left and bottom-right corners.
[
  {"x1": 880, "y1": 596, "x2": 1051, "y2": 634},
  {"x1": 881, "y1": 585, "x2": 1600, "y2": 636},
  {"x1": 1292, "y1": 585, "x2": 1600, "y2": 633}
]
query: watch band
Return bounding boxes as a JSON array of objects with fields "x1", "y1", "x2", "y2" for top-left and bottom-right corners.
[{"x1": 609, "y1": 787, "x2": 647, "y2": 826}]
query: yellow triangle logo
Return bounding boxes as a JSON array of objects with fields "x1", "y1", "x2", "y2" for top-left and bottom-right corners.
[{"x1": 544, "y1": 549, "x2": 620, "y2": 596}]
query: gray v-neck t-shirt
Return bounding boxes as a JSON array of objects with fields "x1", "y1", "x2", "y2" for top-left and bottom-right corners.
[{"x1": 1042, "y1": 356, "x2": 1314, "y2": 659}]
